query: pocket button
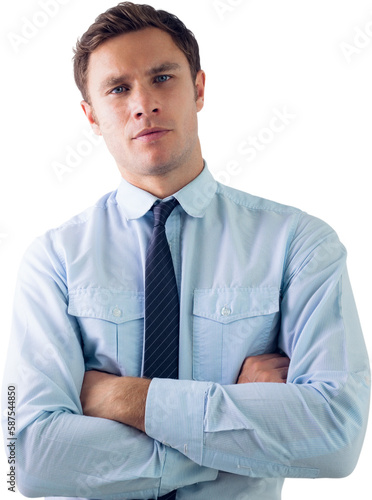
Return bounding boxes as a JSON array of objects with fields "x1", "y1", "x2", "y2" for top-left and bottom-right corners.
[
  {"x1": 221, "y1": 306, "x2": 232, "y2": 317},
  {"x1": 112, "y1": 306, "x2": 122, "y2": 318}
]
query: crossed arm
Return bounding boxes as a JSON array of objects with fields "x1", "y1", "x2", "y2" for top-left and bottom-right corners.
[
  {"x1": 8, "y1": 217, "x2": 369, "y2": 497},
  {"x1": 80, "y1": 353, "x2": 290, "y2": 432}
]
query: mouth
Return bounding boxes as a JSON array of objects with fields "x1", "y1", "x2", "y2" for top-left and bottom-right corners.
[{"x1": 133, "y1": 127, "x2": 171, "y2": 143}]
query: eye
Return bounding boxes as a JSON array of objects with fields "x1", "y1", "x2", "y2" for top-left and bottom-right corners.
[
  {"x1": 111, "y1": 86, "x2": 127, "y2": 95},
  {"x1": 155, "y1": 75, "x2": 171, "y2": 83}
]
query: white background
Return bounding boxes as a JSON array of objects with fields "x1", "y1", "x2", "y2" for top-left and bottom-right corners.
[{"x1": 1, "y1": 0, "x2": 371, "y2": 498}]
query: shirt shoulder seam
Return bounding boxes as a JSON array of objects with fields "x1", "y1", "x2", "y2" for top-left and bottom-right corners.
[
  {"x1": 215, "y1": 183, "x2": 302, "y2": 215},
  {"x1": 47, "y1": 193, "x2": 115, "y2": 235}
]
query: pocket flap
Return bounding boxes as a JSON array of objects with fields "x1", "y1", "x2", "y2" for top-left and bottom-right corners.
[
  {"x1": 68, "y1": 288, "x2": 144, "y2": 324},
  {"x1": 193, "y1": 287, "x2": 279, "y2": 324}
]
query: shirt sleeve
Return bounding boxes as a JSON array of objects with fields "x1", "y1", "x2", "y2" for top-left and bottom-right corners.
[
  {"x1": 1, "y1": 236, "x2": 218, "y2": 499},
  {"x1": 145, "y1": 214, "x2": 371, "y2": 479}
]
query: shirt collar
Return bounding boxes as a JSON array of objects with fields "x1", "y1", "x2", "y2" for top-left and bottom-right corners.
[{"x1": 116, "y1": 162, "x2": 217, "y2": 220}]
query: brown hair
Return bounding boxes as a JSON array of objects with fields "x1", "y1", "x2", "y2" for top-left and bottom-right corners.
[{"x1": 73, "y1": 2, "x2": 201, "y2": 103}]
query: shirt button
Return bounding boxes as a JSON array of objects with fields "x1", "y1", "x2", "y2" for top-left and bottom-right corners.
[
  {"x1": 112, "y1": 307, "x2": 122, "y2": 318},
  {"x1": 221, "y1": 306, "x2": 232, "y2": 316}
]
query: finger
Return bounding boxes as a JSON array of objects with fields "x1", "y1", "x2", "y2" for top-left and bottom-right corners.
[
  {"x1": 278, "y1": 366, "x2": 288, "y2": 381},
  {"x1": 269, "y1": 357, "x2": 290, "y2": 369},
  {"x1": 237, "y1": 368, "x2": 288, "y2": 384},
  {"x1": 252, "y1": 353, "x2": 283, "y2": 361},
  {"x1": 260, "y1": 368, "x2": 288, "y2": 383},
  {"x1": 251, "y1": 353, "x2": 290, "y2": 366}
]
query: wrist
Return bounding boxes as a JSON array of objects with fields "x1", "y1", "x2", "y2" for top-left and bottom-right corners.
[{"x1": 114, "y1": 377, "x2": 151, "y2": 432}]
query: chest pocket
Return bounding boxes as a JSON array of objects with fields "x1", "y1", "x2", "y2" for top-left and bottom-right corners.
[
  {"x1": 192, "y1": 287, "x2": 280, "y2": 384},
  {"x1": 68, "y1": 289, "x2": 144, "y2": 376}
]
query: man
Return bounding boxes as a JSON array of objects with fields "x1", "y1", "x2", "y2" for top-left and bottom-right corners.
[{"x1": 2, "y1": 2, "x2": 370, "y2": 500}]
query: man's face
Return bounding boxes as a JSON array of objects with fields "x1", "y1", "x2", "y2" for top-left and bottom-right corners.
[{"x1": 82, "y1": 27, "x2": 205, "y2": 184}]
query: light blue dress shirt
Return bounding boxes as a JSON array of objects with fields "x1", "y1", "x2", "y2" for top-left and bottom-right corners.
[{"x1": 2, "y1": 164, "x2": 370, "y2": 500}]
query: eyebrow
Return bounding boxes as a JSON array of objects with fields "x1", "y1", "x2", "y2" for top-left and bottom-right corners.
[{"x1": 99, "y1": 62, "x2": 182, "y2": 93}]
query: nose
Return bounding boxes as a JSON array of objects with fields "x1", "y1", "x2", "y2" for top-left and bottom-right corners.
[{"x1": 130, "y1": 86, "x2": 160, "y2": 120}]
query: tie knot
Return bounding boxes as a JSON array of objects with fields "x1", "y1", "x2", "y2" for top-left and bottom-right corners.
[{"x1": 152, "y1": 198, "x2": 179, "y2": 227}]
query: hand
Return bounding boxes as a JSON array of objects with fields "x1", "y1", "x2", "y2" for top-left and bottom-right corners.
[
  {"x1": 236, "y1": 353, "x2": 290, "y2": 384},
  {"x1": 80, "y1": 371, "x2": 150, "y2": 432}
]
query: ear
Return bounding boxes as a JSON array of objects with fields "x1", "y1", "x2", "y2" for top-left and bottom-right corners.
[
  {"x1": 80, "y1": 100, "x2": 102, "y2": 136},
  {"x1": 195, "y1": 70, "x2": 206, "y2": 112}
]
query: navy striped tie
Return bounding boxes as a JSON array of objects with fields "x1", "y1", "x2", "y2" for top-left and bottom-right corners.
[
  {"x1": 144, "y1": 198, "x2": 179, "y2": 379},
  {"x1": 143, "y1": 198, "x2": 179, "y2": 500}
]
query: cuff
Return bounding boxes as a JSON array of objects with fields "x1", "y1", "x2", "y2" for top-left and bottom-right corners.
[
  {"x1": 145, "y1": 378, "x2": 213, "y2": 468},
  {"x1": 159, "y1": 445, "x2": 218, "y2": 495}
]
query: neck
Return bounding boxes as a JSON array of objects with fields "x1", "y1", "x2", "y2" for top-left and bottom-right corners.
[{"x1": 120, "y1": 152, "x2": 204, "y2": 199}]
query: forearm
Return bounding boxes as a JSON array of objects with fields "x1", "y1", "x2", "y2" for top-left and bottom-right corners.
[
  {"x1": 16, "y1": 411, "x2": 164, "y2": 498},
  {"x1": 6, "y1": 357, "x2": 169, "y2": 497},
  {"x1": 144, "y1": 265, "x2": 370, "y2": 479},
  {"x1": 84, "y1": 367, "x2": 368, "y2": 480},
  {"x1": 81, "y1": 371, "x2": 150, "y2": 432},
  {"x1": 84, "y1": 342, "x2": 367, "y2": 480},
  {"x1": 81, "y1": 351, "x2": 290, "y2": 433},
  {"x1": 145, "y1": 372, "x2": 370, "y2": 479},
  {"x1": 10, "y1": 375, "x2": 219, "y2": 498},
  {"x1": 6, "y1": 239, "x2": 217, "y2": 498}
]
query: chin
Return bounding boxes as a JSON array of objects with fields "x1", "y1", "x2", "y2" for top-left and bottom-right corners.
[
  {"x1": 141, "y1": 154, "x2": 181, "y2": 176},
  {"x1": 120, "y1": 149, "x2": 186, "y2": 178},
  {"x1": 145, "y1": 163, "x2": 176, "y2": 176}
]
